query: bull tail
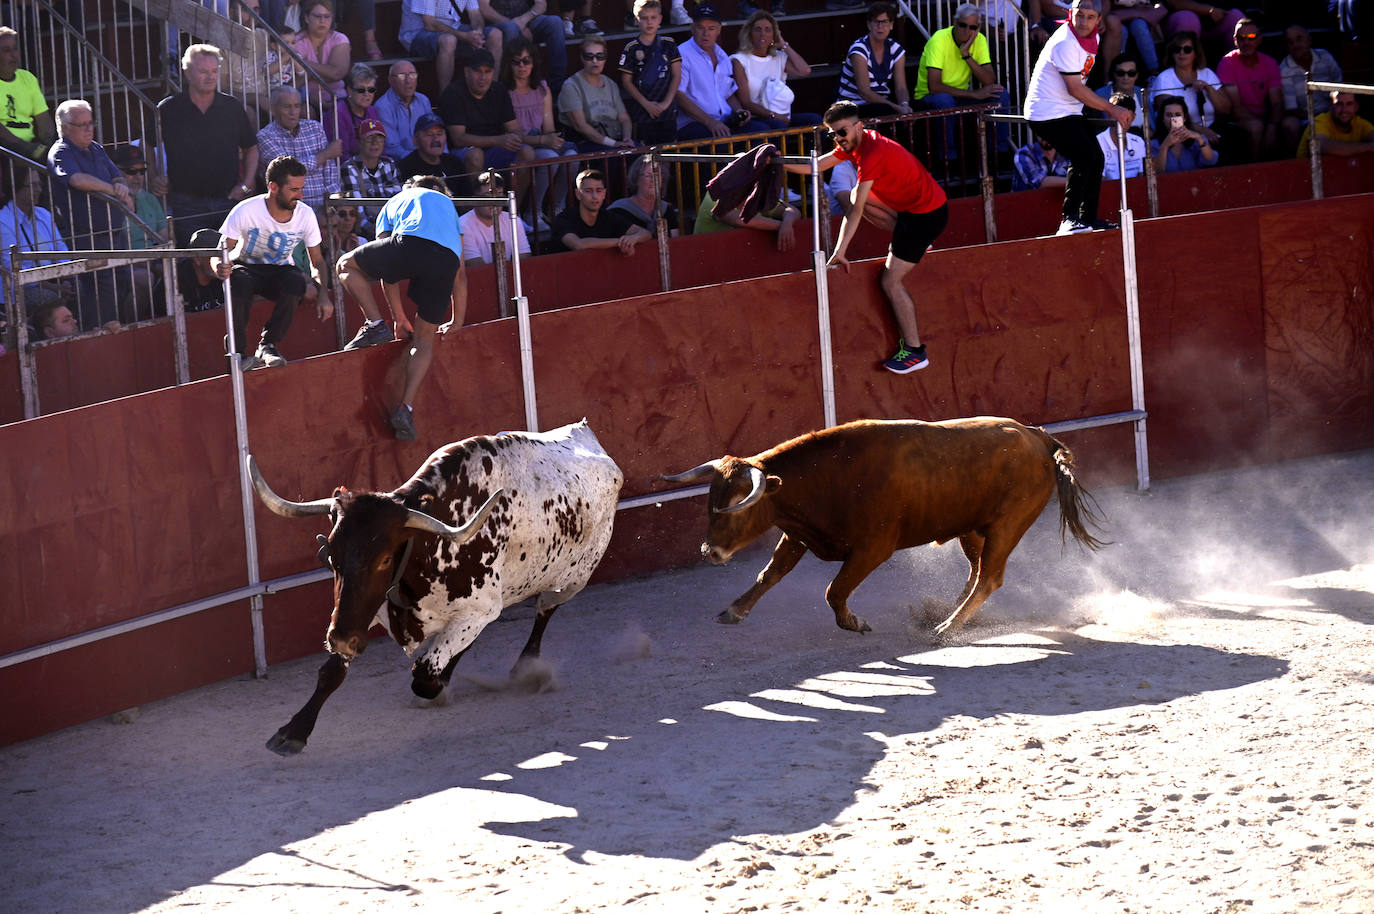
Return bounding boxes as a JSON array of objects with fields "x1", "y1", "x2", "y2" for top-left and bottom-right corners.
[{"x1": 1037, "y1": 429, "x2": 1110, "y2": 551}]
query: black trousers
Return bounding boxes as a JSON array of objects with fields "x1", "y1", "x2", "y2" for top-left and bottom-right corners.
[
  {"x1": 228, "y1": 263, "x2": 305, "y2": 355},
  {"x1": 1030, "y1": 115, "x2": 1105, "y2": 224}
]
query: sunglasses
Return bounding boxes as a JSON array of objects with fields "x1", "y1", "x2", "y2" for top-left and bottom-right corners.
[
  {"x1": 582, "y1": 52, "x2": 607, "y2": 61},
  {"x1": 870, "y1": 18, "x2": 892, "y2": 25},
  {"x1": 1173, "y1": 44, "x2": 1194, "y2": 53},
  {"x1": 1115, "y1": 68, "x2": 1137, "y2": 77},
  {"x1": 955, "y1": 21, "x2": 979, "y2": 30},
  {"x1": 1237, "y1": 33, "x2": 1260, "y2": 41},
  {"x1": 352, "y1": 85, "x2": 376, "y2": 94},
  {"x1": 122, "y1": 166, "x2": 148, "y2": 175},
  {"x1": 826, "y1": 124, "x2": 856, "y2": 140},
  {"x1": 511, "y1": 55, "x2": 533, "y2": 64}
]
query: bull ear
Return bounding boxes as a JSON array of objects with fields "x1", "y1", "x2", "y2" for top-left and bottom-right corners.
[
  {"x1": 248, "y1": 455, "x2": 335, "y2": 517},
  {"x1": 661, "y1": 459, "x2": 721, "y2": 483},
  {"x1": 404, "y1": 488, "x2": 505, "y2": 543}
]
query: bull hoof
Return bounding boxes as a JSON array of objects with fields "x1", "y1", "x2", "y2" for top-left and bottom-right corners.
[
  {"x1": 265, "y1": 729, "x2": 306, "y2": 756},
  {"x1": 716, "y1": 609, "x2": 743, "y2": 625},
  {"x1": 411, "y1": 676, "x2": 444, "y2": 700},
  {"x1": 838, "y1": 614, "x2": 872, "y2": 634}
]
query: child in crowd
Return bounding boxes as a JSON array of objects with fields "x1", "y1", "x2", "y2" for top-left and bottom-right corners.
[{"x1": 618, "y1": 0, "x2": 682, "y2": 146}]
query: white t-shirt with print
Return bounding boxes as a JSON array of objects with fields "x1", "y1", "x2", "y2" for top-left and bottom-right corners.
[
  {"x1": 219, "y1": 195, "x2": 322, "y2": 266},
  {"x1": 1025, "y1": 24, "x2": 1096, "y2": 121}
]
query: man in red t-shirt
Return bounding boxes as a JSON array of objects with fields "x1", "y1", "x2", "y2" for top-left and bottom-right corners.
[{"x1": 785, "y1": 100, "x2": 949, "y2": 373}]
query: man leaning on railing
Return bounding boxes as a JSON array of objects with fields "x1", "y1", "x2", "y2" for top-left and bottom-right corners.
[{"x1": 0, "y1": 26, "x2": 56, "y2": 163}]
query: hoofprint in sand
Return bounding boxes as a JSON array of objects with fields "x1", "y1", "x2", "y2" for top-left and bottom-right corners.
[{"x1": 2, "y1": 451, "x2": 1372, "y2": 913}]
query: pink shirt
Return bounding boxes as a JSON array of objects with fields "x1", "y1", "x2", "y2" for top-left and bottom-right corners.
[
  {"x1": 294, "y1": 29, "x2": 350, "y2": 99},
  {"x1": 1217, "y1": 51, "x2": 1281, "y2": 116}
]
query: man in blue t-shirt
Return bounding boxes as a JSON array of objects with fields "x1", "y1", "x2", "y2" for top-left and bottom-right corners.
[{"x1": 335, "y1": 174, "x2": 466, "y2": 440}]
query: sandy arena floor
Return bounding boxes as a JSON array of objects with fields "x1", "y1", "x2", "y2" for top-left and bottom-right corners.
[{"x1": 2, "y1": 449, "x2": 1372, "y2": 914}]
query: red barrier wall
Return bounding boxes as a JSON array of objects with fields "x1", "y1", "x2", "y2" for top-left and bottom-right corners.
[{"x1": 1, "y1": 192, "x2": 1371, "y2": 746}]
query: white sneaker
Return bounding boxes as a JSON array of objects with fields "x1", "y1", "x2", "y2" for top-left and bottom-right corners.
[
  {"x1": 562, "y1": 17, "x2": 574, "y2": 36},
  {"x1": 669, "y1": 1, "x2": 690, "y2": 25},
  {"x1": 1055, "y1": 218, "x2": 1092, "y2": 236}
]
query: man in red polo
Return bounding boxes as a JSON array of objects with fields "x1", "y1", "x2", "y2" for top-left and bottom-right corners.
[{"x1": 786, "y1": 100, "x2": 948, "y2": 373}]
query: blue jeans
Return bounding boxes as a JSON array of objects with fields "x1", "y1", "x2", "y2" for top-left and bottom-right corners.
[
  {"x1": 494, "y1": 16, "x2": 567, "y2": 91},
  {"x1": 1123, "y1": 18, "x2": 1159, "y2": 73},
  {"x1": 915, "y1": 87, "x2": 1012, "y2": 156}
]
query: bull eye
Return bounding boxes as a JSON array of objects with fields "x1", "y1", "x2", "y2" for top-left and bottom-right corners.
[{"x1": 316, "y1": 534, "x2": 330, "y2": 568}]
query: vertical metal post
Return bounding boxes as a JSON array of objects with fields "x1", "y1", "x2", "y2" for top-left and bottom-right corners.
[
  {"x1": 1115, "y1": 128, "x2": 1150, "y2": 492},
  {"x1": 979, "y1": 114, "x2": 997, "y2": 243},
  {"x1": 1307, "y1": 84, "x2": 1322, "y2": 200},
  {"x1": 220, "y1": 238, "x2": 268, "y2": 676},
  {"x1": 652, "y1": 152, "x2": 671, "y2": 292},
  {"x1": 167, "y1": 218, "x2": 190, "y2": 385},
  {"x1": 10, "y1": 244, "x2": 38, "y2": 418},
  {"x1": 810, "y1": 146, "x2": 837, "y2": 429},
  {"x1": 507, "y1": 191, "x2": 539, "y2": 432}
]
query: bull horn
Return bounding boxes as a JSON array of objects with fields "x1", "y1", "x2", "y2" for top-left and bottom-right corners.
[
  {"x1": 717, "y1": 465, "x2": 768, "y2": 514},
  {"x1": 404, "y1": 488, "x2": 504, "y2": 543},
  {"x1": 661, "y1": 459, "x2": 721, "y2": 483},
  {"x1": 247, "y1": 455, "x2": 334, "y2": 517}
]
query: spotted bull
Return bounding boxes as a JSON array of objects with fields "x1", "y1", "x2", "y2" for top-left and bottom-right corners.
[
  {"x1": 249, "y1": 420, "x2": 623, "y2": 756},
  {"x1": 664, "y1": 417, "x2": 1106, "y2": 639}
]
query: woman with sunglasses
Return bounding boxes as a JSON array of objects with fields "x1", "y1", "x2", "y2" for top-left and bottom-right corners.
[
  {"x1": 557, "y1": 34, "x2": 637, "y2": 153},
  {"x1": 1095, "y1": 53, "x2": 1148, "y2": 130},
  {"x1": 502, "y1": 37, "x2": 576, "y2": 229},
  {"x1": 328, "y1": 63, "x2": 381, "y2": 161},
  {"x1": 1149, "y1": 30, "x2": 1228, "y2": 145}
]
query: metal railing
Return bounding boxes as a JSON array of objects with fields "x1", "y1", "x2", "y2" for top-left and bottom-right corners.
[{"x1": 1305, "y1": 80, "x2": 1374, "y2": 199}]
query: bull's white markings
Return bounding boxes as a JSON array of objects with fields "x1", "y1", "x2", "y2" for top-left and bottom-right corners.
[{"x1": 395, "y1": 421, "x2": 622, "y2": 681}]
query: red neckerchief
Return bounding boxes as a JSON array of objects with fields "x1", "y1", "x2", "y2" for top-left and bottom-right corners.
[{"x1": 1058, "y1": 19, "x2": 1100, "y2": 55}]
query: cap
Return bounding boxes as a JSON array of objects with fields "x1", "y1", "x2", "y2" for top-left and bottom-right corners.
[
  {"x1": 1070, "y1": 0, "x2": 1102, "y2": 10},
  {"x1": 358, "y1": 118, "x2": 386, "y2": 139},
  {"x1": 414, "y1": 112, "x2": 445, "y2": 135},
  {"x1": 110, "y1": 144, "x2": 146, "y2": 170},
  {"x1": 691, "y1": 2, "x2": 721, "y2": 22},
  {"x1": 466, "y1": 48, "x2": 496, "y2": 70}
]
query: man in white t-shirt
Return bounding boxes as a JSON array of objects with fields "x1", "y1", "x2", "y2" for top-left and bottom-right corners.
[
  {"x1": 1097, "y1": 92, "x2": 1147, "y2": 180},
  {"x1": 459, "y1": 168, "x2": 530, "y2": 266},
  {"x1": 210, "y1": 155, "x2": 333, "y2": 370},
  {"x1": 1023, "y1": 0, "x2": 1132, "y2": 235}
]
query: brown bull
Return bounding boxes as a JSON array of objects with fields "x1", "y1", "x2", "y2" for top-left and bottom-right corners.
[{"x1": 663, "y1": 417, "x2": 1107, "y2": 639}]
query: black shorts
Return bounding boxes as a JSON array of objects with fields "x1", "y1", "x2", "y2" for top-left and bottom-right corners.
[
  {"x1": 889, "y1": 202, "x2": 949, "y2": 264},
  {"x1": 351, "y1": 234, "x2": 459, "y2": 325}
]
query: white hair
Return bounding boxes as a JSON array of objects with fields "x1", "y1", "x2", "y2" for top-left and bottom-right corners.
[
  {"x1": 181, "y1": 43, "x2": 223, "y2": 71},
  {"x1": 54, "y1": 99, "x2": 92, "y2": 136},
  {"x1": 953, "y1": 3, "x2": 981, "y2": 22}
]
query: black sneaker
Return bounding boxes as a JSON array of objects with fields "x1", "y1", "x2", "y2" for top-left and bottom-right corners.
[
  {"x1": 238, "y1": 353, "x2": 263, "y2": 372},
  {"x1": 1089, "y1": 218, "x2": 1119, "y2": 231},
  {"x1": 344, "y1": 320, "x2": 395, "y2": 351},
  {"x1": 882, "y1": 340, "x2": 929, "y2": 374},
  {"x1": 390, "y1": 404, "x2": 417, "y2": 441},
  {"x1": 256, "y1": 343, "x2": 287, "y2": 368}
]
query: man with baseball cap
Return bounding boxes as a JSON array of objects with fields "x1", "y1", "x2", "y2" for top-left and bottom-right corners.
[
  {"x1": 341, "y1": 117, "x2": 402, "y2": 233},
  {"x1": 439, "y1": 48, "x2": 537, "y2": 192},
  {"x1": 676, "y1": 3, "x2": 761, "y2": 140},
  {"x1": 398, "y1": 112, "x2": 468, "y2": 196},
  {"x1": 336, "y1": 174, "x2": 467, "y2": 441},
  {"x1": 1023, "y1": 0, "x2": 1132, "y2": 235}
]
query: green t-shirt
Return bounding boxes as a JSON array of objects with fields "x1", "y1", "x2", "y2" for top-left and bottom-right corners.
[
  {"x1": 913, "y1": 27, "x2": 990, "y2": 100},
  {"x1": 0, "y1": 69, "x2": 49, "y2": 142},
  {"x1": 693, "y1": 192, "x2": 786, "y2": 235}
]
